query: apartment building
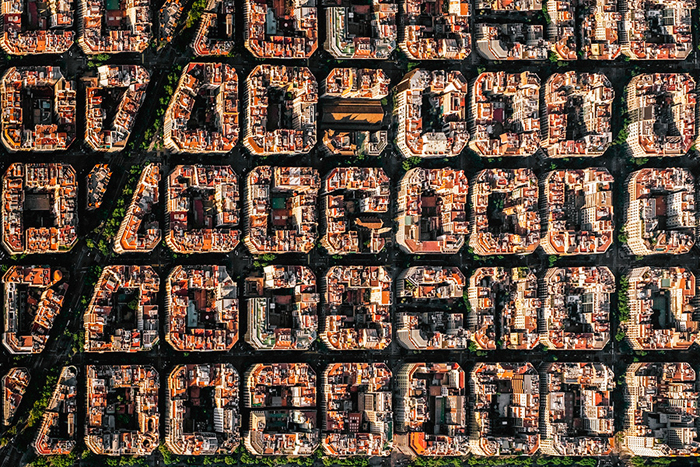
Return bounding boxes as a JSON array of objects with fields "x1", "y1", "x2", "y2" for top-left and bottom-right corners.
[
  {"x1": 166, "y1": 165, "x2": 240, "y2": 253},
  {"x1": 78, "y1": 0, "x2": 151, "y2": 54},
  {"x1": 469, "y1": 168, "x2": 540, "y2": 255},
  {"x1": 321, "y1": 130, "x2": 388, "y2": 157},
  {"x1": 166, "y1": 364, "x2": 240, "y2": 455},
  {"x1": 626, "y1": 74, "x2": 696, "y2": 157},
  {"x1": 321, "y1": 363, "x2": 393, "y2": 457},
  {"x1": 2, "y1": 266, "x2": 69, "y2": 354},
  {"x1": 243, "y1": 65, "x2": 317, "y2": 156},
  {"x1": 394, "y1": 69, "x2": 469, "y2": 159},
  {"x1": 467, "y1": 267, "x2": 540, "y2": 350},
  {"x1": 0, "y1": 67, "x2": 76, "y2": 151},
  {"x1": 540, "y1": 169, "x2": 614, "y2": 255},
  {"x1": 244, "y1": 166, "x2": 319, "y2": 254},
  {"x1": 469, "y1": 72, "x2": 540, "y2": 157},
  {"x1": 475, "y1": 24, "x2": 550, "y2": 60},
  {"x1": 34, "y1": 366, "x2": 77, "y2": 455},
  {"x1": 166, "y1": 265, "x2": 239, "y2": 352},
  {"x1": 621, "y1": 0, "x2": 694, "y2": 60},
  {"x1": 395, "y1": 168, "x2": 469, "y2": 254},
  {"x1": 163, "y1": 63, "x2": 239, "y2": 153},
  {"x1": 114, "y1": 163, "x2": 161, "y2": 254},
  {"x1": 244, "y1": 0, "x2": 317, "y2": 58},
  {"x1": 2, "y1": 367, "x2": 29, "y2": 427},
  {"x1": 396, "y1": 266, "x2": 470, "y2": 350},
  {"x1": 540, "y1": 267, "x2": 615, "y2": 350},
  {"x1": 623, "y1": 267, "x2": 699, "y2": 350},
  {"x1": 624, "y1": 168, "x2": 696, "y2": 255},
  {"x1": 541, "y1": 72, "x2": 613, "y2": 157},
  {"x1": 395, "y1": 362, "x2": 469, "y2": 456},
  {"x1": 321, "y1": 265, "x2": 392, "y2": 351},
  {"x1": 85, "y1": 365, "x2": 160, "y2": 456},
  {"x1": 0, "y1": 0, "x2": 73, "y2": 54},
  {"x1": 190, "y1": 0, "x2": 234, "y2": 56},
  {"x1": 541, "y1": 363, "x2": 615, "y2": 456},
  {"x1": 623, "y1": 362, "x2": 700, "y2": 456},
  {"x1": 85, "y1": 65, "x2": 150, "y2": 152},
  {"x1": 244, "y1": 265, "x2": 318, "y2": 351},
  {"x1": 86, "y1": 164, "x2": 111, "y2": 211},
  {"x1": 83, "y1": 265, "x2": 159, "y2": 353},
  {"x1": 400, "y1": 0, "x2": 470, "y2": 60},
  {"x1": 2, "y1": 163, "x2": 78, "y2": 254},
  {"x1": 320, "y1": 167, "x2": 390, "y2": 255},
  {"x1": 243, "y1": 363, "x2": 319, "y2": 456},
  {"x1": 470, "y1": 362, "x2": 540, "y2": 456},
  {"x1": 324, "y1": 0, "x2": 396, "y2": 59}
]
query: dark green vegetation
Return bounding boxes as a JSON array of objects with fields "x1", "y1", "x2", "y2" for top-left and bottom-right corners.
[{"x1": 0, "y1": 0, "x2": 700, "y2": 467}]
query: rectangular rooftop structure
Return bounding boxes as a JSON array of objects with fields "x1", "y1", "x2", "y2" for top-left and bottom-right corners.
[
  {"x1": 2, "y1": 163, "x2": 78, "y2": 254},
  {"x1": 321, "y1": 363, "x2": 393, "y2": 457},
  {"x1": 243, "y1": 363, "x2": 319, "y2": 456},
  {"x1": 166, "y1": 364, "x2": 240, "y2": 455},
  {"x1": 85, "y1": 365, "x2": 160, "y2": 456}
]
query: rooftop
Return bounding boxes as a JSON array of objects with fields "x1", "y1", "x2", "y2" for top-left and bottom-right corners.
[
  {"x1": 166, "y1": 265, "x2": 238, "y2": 352},
  {"x1": 244, "y1": 265, "x2": 318, "y2": 351},
  {"x1": 166, "y1": 364, "x2": 240, "y2": 455},
  {"x1": 394, "y1": 69, "x2": 469, "y2": 159},
  {"x1": 2, "y1": 266, "x2": 68, "y2": 354},
  {"x1": 469, "y1": 168, "x2": 540, "y2": 255},
  {"x1": 467, "y1": 267, "x2": 540, "y2": 350},
  {"x1": 1, "y1": 163, "x2": 78, "y2": 254},
  {"x1": 396, "y1": 266, "x2": 469, "y2": 350},
  {"x1": 83, "y1": 265, "x2": 159, "y2": 353},
  {"x1": 321, "y1": 265, "x2": 392, "y2": 350},
  {"x1": 469, "y1": 72, "x2": 541, "y2": 157},
  {"x1": 540, "y1": 169, "x2": 615, "y2": 256},
  {"x1": 85, "y1": 365, "x2": 160, "y2": 456},
  {"x1": 166, "y1": 165, "x2": 240, "y2": 253}
]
